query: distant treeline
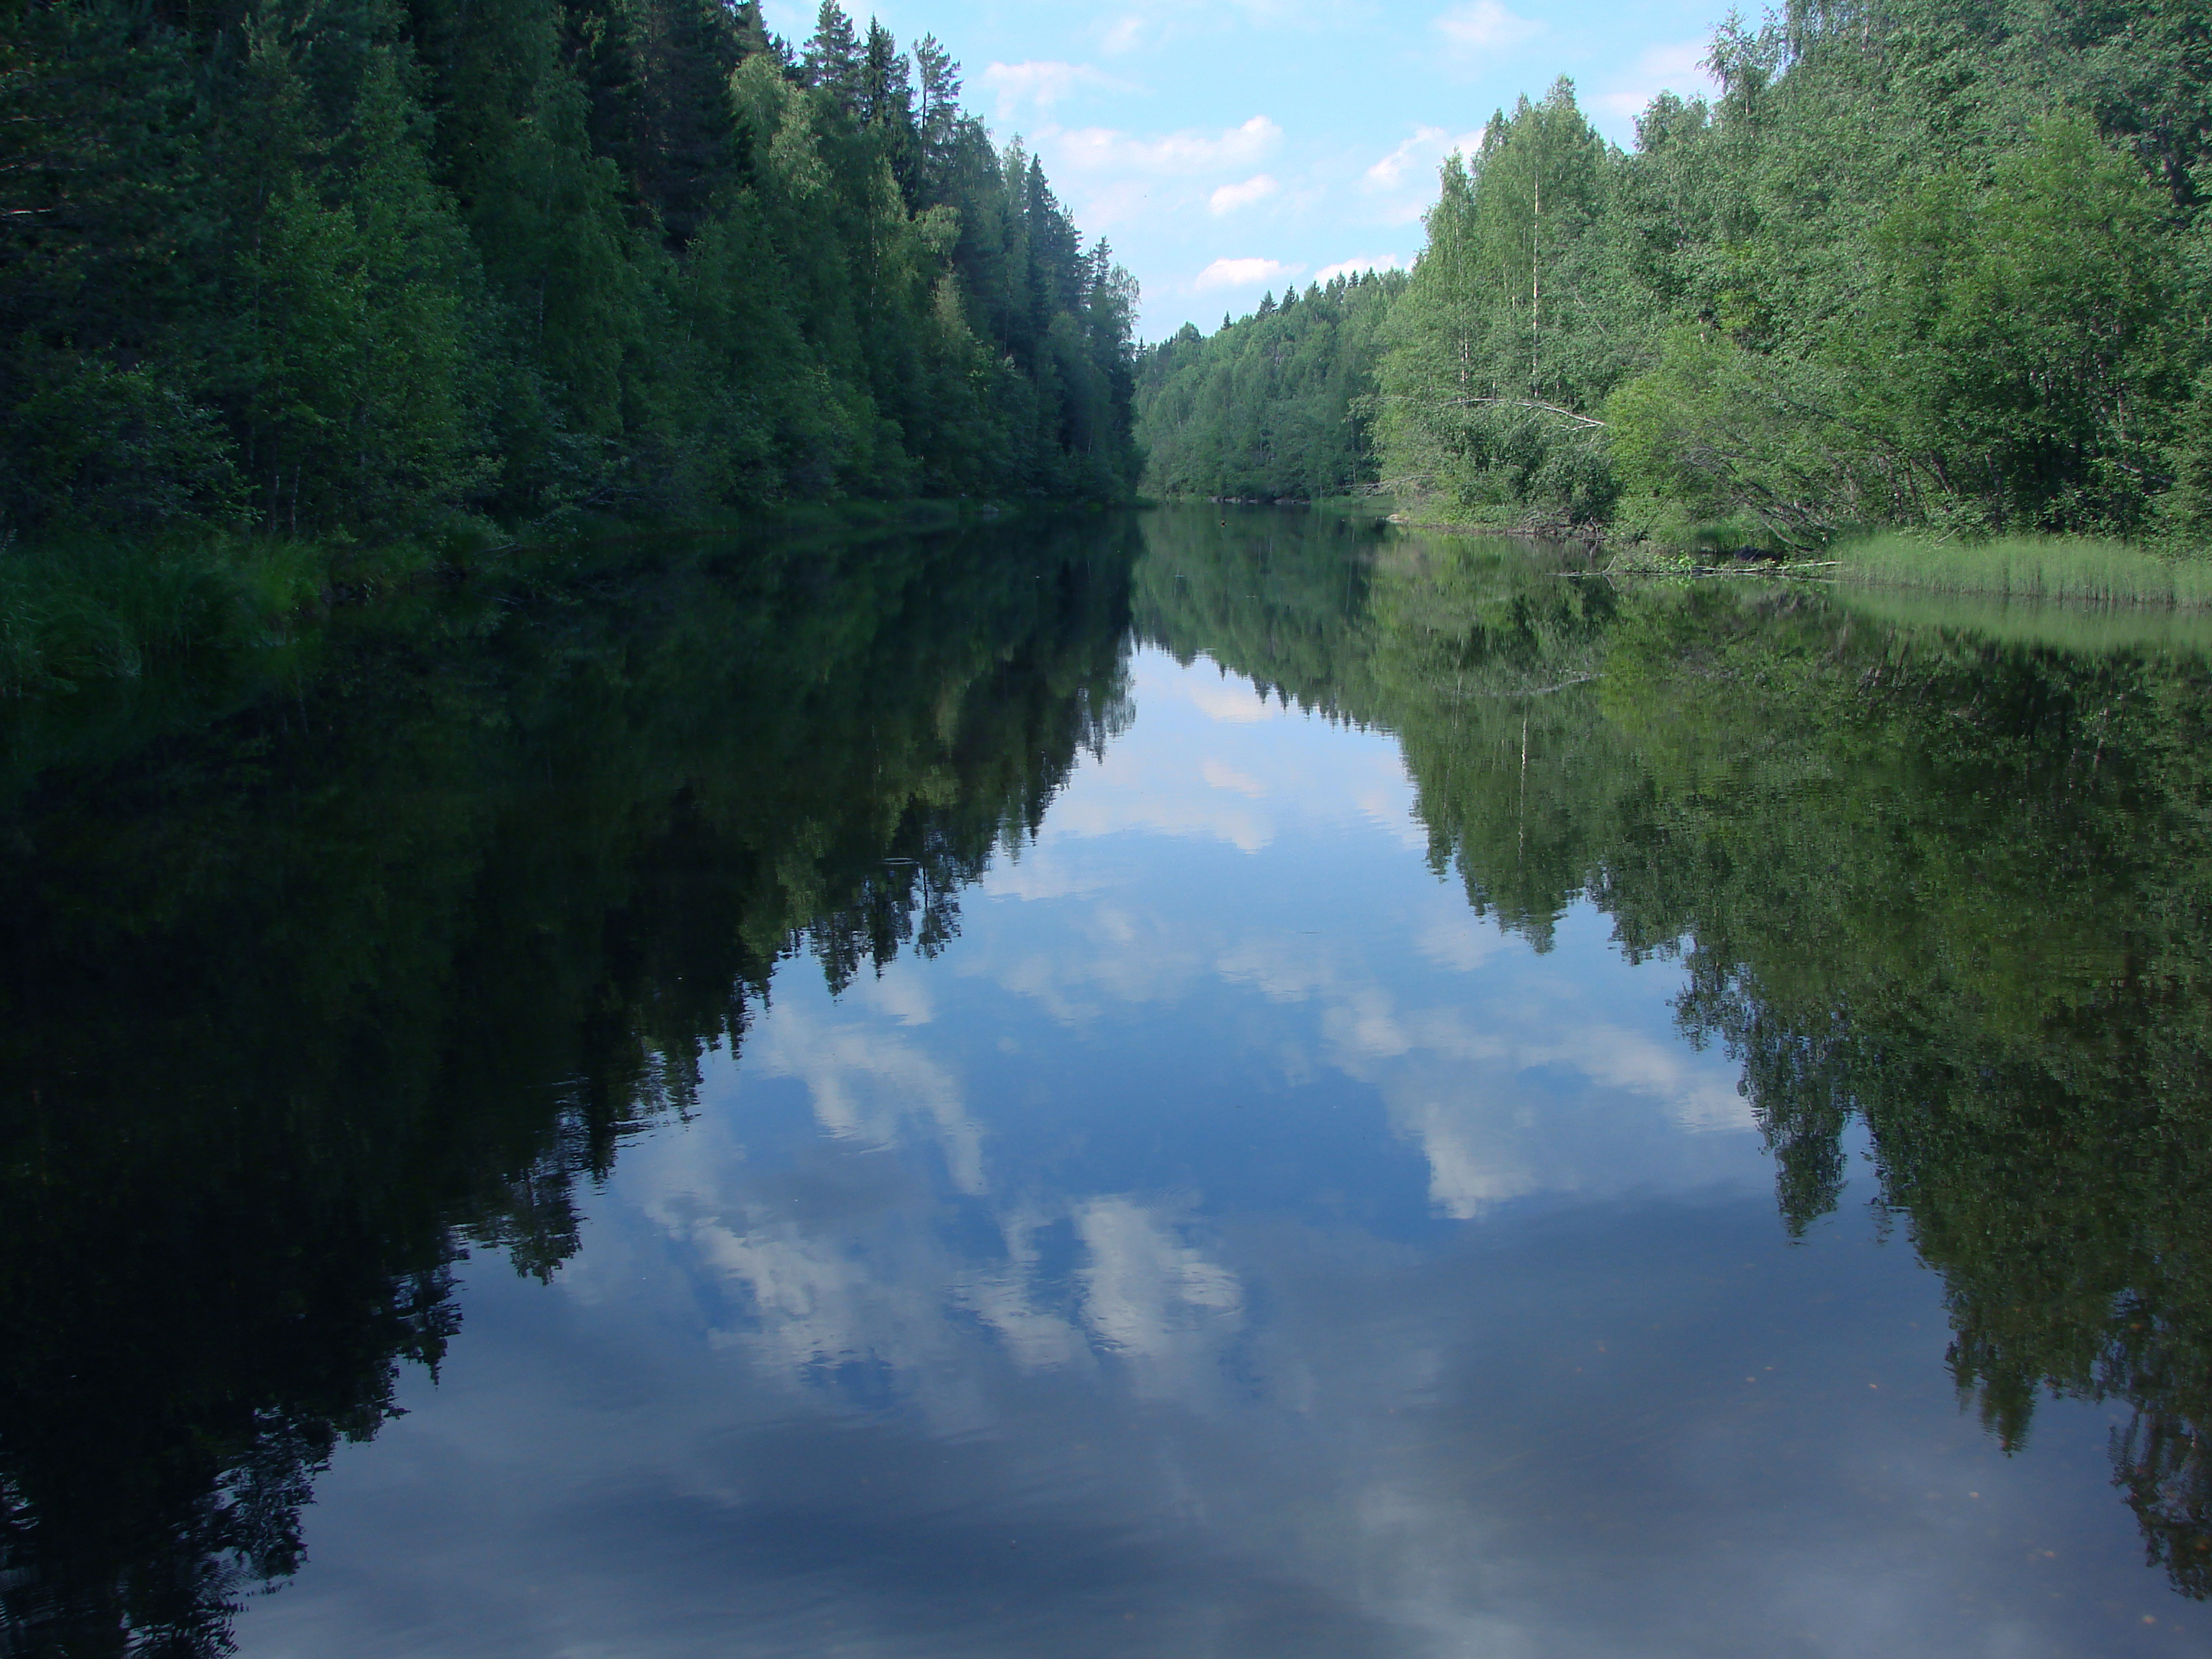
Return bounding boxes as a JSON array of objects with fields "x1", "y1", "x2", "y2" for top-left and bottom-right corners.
[
  {"x1": 1134, "y1": 269, "x2": 1406, "y2": 503},
  {"x1": 1135, "y1": 0, "x2": 2212, "y2": 547},
  {"x1": 0, "y1": 0, "x2": 1139, "y2": 542}
]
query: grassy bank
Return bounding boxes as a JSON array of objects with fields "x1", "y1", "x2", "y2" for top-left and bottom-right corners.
[
  {"x1": 0, "y1": 523, "x2": 536, "y2": 698},
  {"x1": 1834, "y1": 532, "x2": 2212, "y2": 607}
]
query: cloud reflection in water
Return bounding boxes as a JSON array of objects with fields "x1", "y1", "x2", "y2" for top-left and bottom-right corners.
[{"x1": 234, "y1": 648, "x2": 2167, "y2": 1659}]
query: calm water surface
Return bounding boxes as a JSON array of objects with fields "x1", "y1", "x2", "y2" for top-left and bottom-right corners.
[{"x1": 6, "y1": 508, "x2": 2209, "y2": 1657}]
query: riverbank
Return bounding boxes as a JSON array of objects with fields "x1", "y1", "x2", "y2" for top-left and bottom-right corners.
[
  {"x1": 1365, "y1": 500, "x2": 2212, "y2": 611},
  {"x1": 1830, "y1": 532, "x2": 2212, "y2": 608},
  {"x1": 1588, "y1": 532, "x2": 2212, "y2": 608}
]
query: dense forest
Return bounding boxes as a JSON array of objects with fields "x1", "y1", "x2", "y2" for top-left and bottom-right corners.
[
  {"x1": 1133, "y1": 269, "x2": 1404, "y2": 503},
  {"x1": 1134, "y1": 0, "x2": 2212, "y2": 548},
  {"x1": 0, "y1": 0, "x2": 1139, "y2": 546}
]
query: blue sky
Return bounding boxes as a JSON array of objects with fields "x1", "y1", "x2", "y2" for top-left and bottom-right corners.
[{"x1": 761, "y1": 0, "x2": 1725, "y2": 338}]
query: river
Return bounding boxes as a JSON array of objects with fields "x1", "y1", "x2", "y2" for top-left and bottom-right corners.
[{"x1": 4, "y1": 506, "x2": 2208, "y2": 1658}]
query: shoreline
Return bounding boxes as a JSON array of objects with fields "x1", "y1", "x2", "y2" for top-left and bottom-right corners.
[{"x1": 1173, "y1": 498, "x2": 2212, "y2": 612}]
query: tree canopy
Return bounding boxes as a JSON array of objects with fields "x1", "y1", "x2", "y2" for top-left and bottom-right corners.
[
  {"x1": 1133, "y1": 270, "x2": 1406, "y2": 502},
  {"x1": 0, "y1": 0, "x2": 1139, "y2": 541},
  {"x1": 1136, "y1": 0, "x2": 2212, "y2": 547}
]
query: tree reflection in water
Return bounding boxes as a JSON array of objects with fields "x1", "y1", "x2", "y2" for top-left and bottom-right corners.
[
  {"x1": 0, "y1": 518, "x2": 1136, "y2": 1655},
  {"x1": 9, "y1": 503, "x2": 2212, "y2": 1653},
  {"x1": 1137, "y1": 506, "x2": 2212, "y2": 1597}
]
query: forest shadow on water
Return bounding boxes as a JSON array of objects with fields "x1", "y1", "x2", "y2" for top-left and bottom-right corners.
[
  {"x1": 5, "y1": 504, "x2": 2212, "y2": 1655},
  {"x1": 0, "y1": 516, "x2": 1141, "y2": 1655}
]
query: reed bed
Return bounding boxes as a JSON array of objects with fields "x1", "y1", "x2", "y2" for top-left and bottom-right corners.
[{"x1": 1835, "y1": 533, "x2": 2212, "y2": 608}]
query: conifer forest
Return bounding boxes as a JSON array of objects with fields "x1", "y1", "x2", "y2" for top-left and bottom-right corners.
[{"x1": 0, "y1": 0, "x2": 1140, "y2": 543}]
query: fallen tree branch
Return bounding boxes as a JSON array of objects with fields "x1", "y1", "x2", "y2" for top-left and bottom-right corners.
[
  {"x1": 1380, "y1": 394, "x2": 1609, "y2": 430},
  {"x1": 1439, "y1": 672, "x2": 1603, "y2": 699}
]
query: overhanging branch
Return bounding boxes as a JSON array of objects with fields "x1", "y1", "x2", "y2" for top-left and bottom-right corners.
[{"x1": 1380, "y1": 393, "x2": 1608, "y2": 430}]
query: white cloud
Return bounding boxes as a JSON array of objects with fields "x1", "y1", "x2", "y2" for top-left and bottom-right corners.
[
  {"x1": 1435, "y1": 0, "x2": 1543, "y2": 53},
  {"x1": 956, "y1": 1204, "x2": 1092, "y2": 1372},
  {"x1": 1316, "y1": 254, "x2": 1403, "y2": 283},
  {"x1": 1401, "y1": 1094, "x2": 1541, "y2": 1218},
  {"x1": 1042, "y1": 760, "x2": 1277, "y2": 854},
  {"x1": 1363, "y1": 127, "x2": 1446, "y2": 191},
  {"x1": 1100, "y1": 13, "x2": 1144, "y2": 53},
  {"x1": 1592, "y1": 40, "x2": 1721, "y2": 128},
  {"x1": 1202, "y1": 757, "x2": 1269, "y2": 796},
  {"x1": 1324, "y1": 986, "x2": 1414, "y2": 1063},
  {"x1": 981, "y1": 60, "x2": 1129, "y2": 117},
  {"x1": 756, "y1": 1010, "x2": 987, "y2": 1195},
  {"x1": 1033, "y1": 114, "x2": 1280, "y2": 247},
  {"x1": 1360, "y1": 128, "x2": 1488, "y2": 230},
  {"x1": 1187, "y1": 674, "x2": 1289, "y2": 719},
  {"x1": 855, "y1": 964, "x2": 934, "y2": 1026},
  {"x1": 1063, "y1": 179, "x2": 1153, "y2": 233},
  {"x1": 1338, "y1": 998, "x2": 1758, "y2": 1215},
  {"x1": 983, "y1": 898, "x2": 1215, "y2": 1022},
  {"x1": 1195, "y1": 256, "x2": 1302, "y2": 292},
  {"x1": 1215, "y1": 932, "x2": 1345, "y2": 1004},
  {"x1": 1076, "y1": 1196, "x2": 1242, "y2": 1395},
  {"x1": 686, "y1": 1223, "x2": 895, "y2": 1372},
  {"x1": 1048, "y1": 114, "x2": 1282, "y2": 177},
  {"x1": 1208, "y1": 172, "x2": 1280, "y2": 215}
]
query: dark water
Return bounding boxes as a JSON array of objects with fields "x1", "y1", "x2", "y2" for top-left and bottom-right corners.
[{"x1": 6, "y1": 507, "x2": 2212, "y2": 1658}]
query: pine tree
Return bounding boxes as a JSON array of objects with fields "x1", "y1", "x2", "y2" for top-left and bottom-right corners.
[
  {"x1": 801, "y1": 1, "x2": 860, "y2": 112},
  {"x1": 913, "y1": 33, "x2": 960, "y2": 161}
]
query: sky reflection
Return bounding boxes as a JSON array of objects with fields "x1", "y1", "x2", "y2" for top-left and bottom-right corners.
[{"x1": 236, "y1": 647, "x2": 2199, "y2": 1659}]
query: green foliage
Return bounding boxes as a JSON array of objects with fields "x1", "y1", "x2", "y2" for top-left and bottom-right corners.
[
  {"x1": 0, "y1": 534, "x2": 340, "y2": 696},
  {"x1": 1856, "y1": 114, "x2": 2184, "y2": 533},
  {"x1": 1377, "y1": 82, "x2": 1623, "y2": 527},
  {"x1": 0, "y1": 0, "x2": 1138, "y2": 548},
  {"x1": 1141, "y1": 1, "x2": 2212, "y2": 549},
  {"x1": 1605, "y1": 325, "x2": 1876, "y2": 547},
  {"x1": 243, "y1": 41, "x2": 492, "y2": 531},
  {"x1": 1133, "y1": 269, "x2": 1406, "y2": 501}
]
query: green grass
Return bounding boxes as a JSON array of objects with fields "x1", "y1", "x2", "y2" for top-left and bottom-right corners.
[{"x1": 1835, "y1": 532, "x2": 2212, "y2": 607}]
